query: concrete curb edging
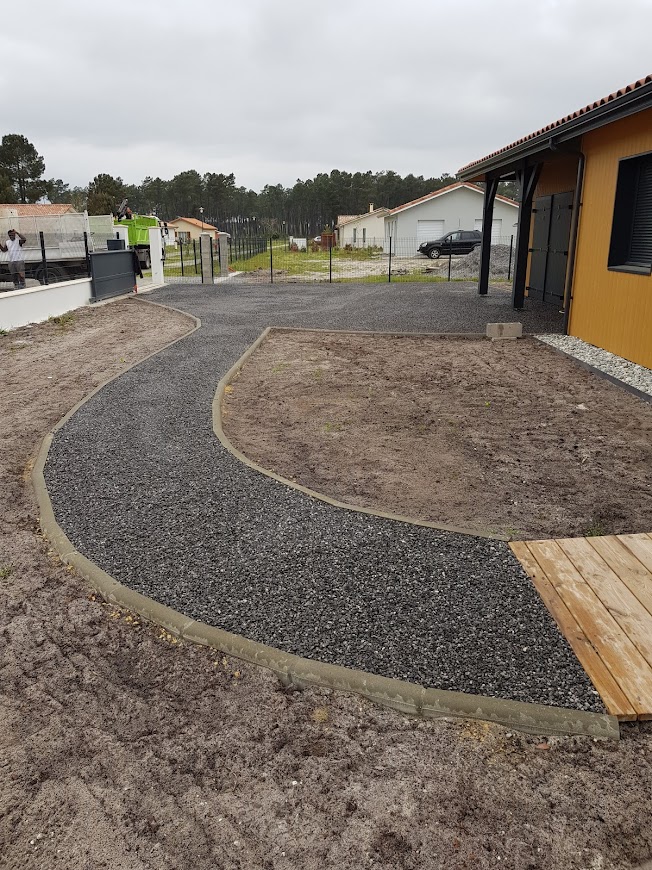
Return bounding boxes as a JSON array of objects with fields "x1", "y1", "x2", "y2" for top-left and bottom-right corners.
[
  {"x1": 535, "y1": 338, "x2": 652, "y2": 405},
  {"x1": 32, "y1": 310, "x2": 619, "y2": 740},
  {"x1": 32, "y1": 431, "x2": 619, "y2": 739},
  {"x1": 214, "y1": 327, "x2": 509, "y2": 541}
]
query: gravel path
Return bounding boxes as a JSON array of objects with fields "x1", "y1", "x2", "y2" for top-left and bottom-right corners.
[{"x1": 44, "y1": 282, "x2": 603, "y2": 712}]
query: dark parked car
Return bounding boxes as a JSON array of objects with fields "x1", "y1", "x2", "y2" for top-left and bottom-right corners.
[{"x1": 418, "y1": 229, "x2": 482, "y2": 259}]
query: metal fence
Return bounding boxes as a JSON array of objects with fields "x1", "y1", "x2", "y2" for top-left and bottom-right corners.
[
  {"x1": 163, "y1": 239, "x2": 207, "y2": 280},
  {"x1": 163, "y1": 236, "x2": 268, "y2": 281},
  {"x1": 221, "y1": 235, "x2": 516, "y2": 285}
]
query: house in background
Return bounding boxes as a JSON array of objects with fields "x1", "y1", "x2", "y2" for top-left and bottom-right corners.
[
  {"x1": 458, "y1": 73, "x2": 652, "y2": 368},
  {"x1": 166, "y1": 217, "x2": 228, "y2": 244},
  {"x1": 382, "y1": 182, "x2": 519, "y2": 256},
  {"x1": 336, "y1": 205, "x2": 390, "y2": 248}
]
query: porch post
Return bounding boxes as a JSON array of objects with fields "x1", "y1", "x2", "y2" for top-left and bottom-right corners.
[
  {"x1": 478, "y1": 177, "x2": 499, "y2": 296},
  {"x1": 512, "y1": 162, "x2": 541, "y2": 309}
]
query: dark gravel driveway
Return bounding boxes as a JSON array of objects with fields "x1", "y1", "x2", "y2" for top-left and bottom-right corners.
[{"x1": 44, "y1": 282, "x2": 602, "y2": 711}]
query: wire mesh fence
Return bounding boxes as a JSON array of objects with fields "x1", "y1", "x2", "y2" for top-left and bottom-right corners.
[
  {"x1": 221, "y1": 235, "x2": 516, "y2": 285},
  {"x1": 163, "y1": 239, "x2": 204, "y2": 280}
]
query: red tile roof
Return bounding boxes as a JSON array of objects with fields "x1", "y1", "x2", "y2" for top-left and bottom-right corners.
[
  {"x1": 0, "y1": 203, "x2": 76, "y2": 215},
  {"x1": 168, "y1": 216, "x2": 221, "y2": 232},
  {"x1": 337, "y1": 208, "x2": 390, "y2": 228},
  {"x1": 458, "y1": 73, "x2": 652, "y2": 175},
  {"x1": 389, "y1": 182, "x2": 517, "y2": 215}
]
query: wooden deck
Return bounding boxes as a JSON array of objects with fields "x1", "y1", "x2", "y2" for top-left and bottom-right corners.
[{"x1": 510, "y1": 533, "x2": 652, "y2": 721}]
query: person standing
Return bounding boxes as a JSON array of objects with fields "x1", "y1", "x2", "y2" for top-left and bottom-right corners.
[{"x1": 0, "y1": 228, "x2": 27, "y2": 289}]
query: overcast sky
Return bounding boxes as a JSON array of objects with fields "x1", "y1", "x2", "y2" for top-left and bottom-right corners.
[{"x1": 4, "y1": 0, "x2": 651, "y2": 193}]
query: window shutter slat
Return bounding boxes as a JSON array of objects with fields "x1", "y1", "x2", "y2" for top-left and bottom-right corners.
[{"x1": 629, "y1": 160, "x2": 652, "y2": 265}]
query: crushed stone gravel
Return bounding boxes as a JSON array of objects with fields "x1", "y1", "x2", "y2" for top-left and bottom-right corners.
[{"x1": 43, "y1": 282, "x2": 603, "y2": 712}]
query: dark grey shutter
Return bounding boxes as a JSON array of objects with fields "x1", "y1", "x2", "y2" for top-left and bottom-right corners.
[{"x1": 629, "y1": 158, "x2": 652, "y2": 266}]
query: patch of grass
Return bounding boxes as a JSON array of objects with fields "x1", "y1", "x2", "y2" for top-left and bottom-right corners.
[
  {"x1": 323, "y1": 421, "x2": 344, "y2": 433},
  {"x1": 271, "y1": 361, "x2": 290, "y2": 373},
  {"x1": 349, "y1": 273, "x2": 472, "y2": 285},
  {"x1": 0, "y1": 564, "x2": 14, "y2": 580},
  {"x1": 584, "y1": 523, "x2": 606, "y2": 537},
  {"x1": 502, "y1": 528, "x2": 526, "y2": 540},
  {"x1": 49, "y1": 312, "x2": 75, "y2": 328},
  {"x1": 312, "y1": 367, "x2": 323, "y2": 381}
]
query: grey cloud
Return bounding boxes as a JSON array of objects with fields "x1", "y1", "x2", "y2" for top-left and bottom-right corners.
[{"x1": 5, "y1": 0, "x2": 650, "y2": 191}]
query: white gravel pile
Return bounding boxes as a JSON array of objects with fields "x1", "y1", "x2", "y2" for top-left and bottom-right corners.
[
  {"x1": 536, "y1": 333, "x2": 652, "y2": 398},
  {"x1": 450, "y1": 245, "x2": 513, "y2": 278}
]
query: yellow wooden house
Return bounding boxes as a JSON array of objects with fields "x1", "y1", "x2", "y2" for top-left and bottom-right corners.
[{"x1": 458, "y1": 74, "x2": 652, "y2": 368}]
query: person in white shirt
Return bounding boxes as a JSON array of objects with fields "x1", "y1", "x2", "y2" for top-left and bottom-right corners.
[{"x1": 0, "y1": 228, "x2": 27, "y2": 289}]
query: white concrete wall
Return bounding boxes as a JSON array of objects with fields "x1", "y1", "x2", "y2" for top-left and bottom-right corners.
[
  {"x1": 384, "y1": 187, "x2": 519, "y2": 256},
  {"x1": 0, "y1": 278, "x2": 92, "y2": 331}
]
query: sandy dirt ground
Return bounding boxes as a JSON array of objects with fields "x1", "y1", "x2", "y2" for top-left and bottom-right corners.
[
  {"x1": 222, "y1": 330, "x2": 652, "y2": 540},
  {"x1": 2, "y1": 297, "x2": 652, "y2": 870}
]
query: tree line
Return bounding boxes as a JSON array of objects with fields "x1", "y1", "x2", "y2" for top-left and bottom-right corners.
[{"x1": 1, "y1": 133, "x2": 518, "y2": 238}]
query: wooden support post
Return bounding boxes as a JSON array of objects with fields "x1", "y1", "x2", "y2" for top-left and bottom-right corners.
[
  {"x1": 478, "y1": 177, "x2": 499, "y2": 296},
  {"x1": 512, "y1": 163, "x2": 541, "y2": 309}
]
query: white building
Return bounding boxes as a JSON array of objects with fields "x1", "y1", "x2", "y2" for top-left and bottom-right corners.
[
  {"x1": 336, "y1": 205, "x2": 390, "y2": 248},
  {"x1": 383, "y1": 182, "x2": 519, "y2": 256}
]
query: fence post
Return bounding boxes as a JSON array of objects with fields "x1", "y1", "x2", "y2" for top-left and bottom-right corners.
[
  {"x1": 270, "y1": 236, "x2": 273, "y2": 284},
  {"x1": 39, "y1": 231, "x2": 49, "y2": 285},
  {"x1": 329, "y1": 238, "x2": 332, "y2": 283},
  {"x1": 148, "y1": 226, "x2": 165, "y2": 285},
  {"x1": 448, "y1": 248, "x2": 452, "y2": 281},
  {"x1": 193, "y1": 239, "x2": 198, "y2": 274},
  {"x1": 180, "y1": 241, "x2": 185, "y2": 276},
  {"x1": 388, "y1": 235, "x2": 392, "y2": 283},
  {"x1": 199, "y1": 233, "x2": 212, "y2": 284},
  {"x1": 508, "y1": 234, "x2": 514, "y2": 281}
]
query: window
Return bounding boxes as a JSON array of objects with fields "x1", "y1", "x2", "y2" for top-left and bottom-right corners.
[{"x1": 608, "y1": 151, "x2": 652, "y2": 275}]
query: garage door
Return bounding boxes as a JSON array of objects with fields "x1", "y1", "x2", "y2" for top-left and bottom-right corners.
[
  {"x1": 474, "y1": 218, "x2": 503, "y2": 244},
  {"x1": 417, "y1": 220, "x2": 445, "y2": 243}
]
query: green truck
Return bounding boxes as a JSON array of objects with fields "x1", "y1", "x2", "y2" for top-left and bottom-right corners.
[{"x1": 114, "y1": 212, "x2": 163, "y2": 270}]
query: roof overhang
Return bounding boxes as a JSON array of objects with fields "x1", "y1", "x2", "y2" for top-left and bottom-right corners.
[{"x1": 458, "y1": 78, "x2": 652, "y2": 182}]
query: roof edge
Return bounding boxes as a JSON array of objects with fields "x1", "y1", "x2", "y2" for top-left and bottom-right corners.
[{"x1": 458, "y1": 75, "x2": 652, "y2": 179}]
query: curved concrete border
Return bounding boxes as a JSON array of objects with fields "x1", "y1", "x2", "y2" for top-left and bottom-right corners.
[
  {"x1": 32, "y1": 306, "x2": 619, "y2": 739},
  {"x1": 213, "y1": 326, "x2": 509, "y2": 541}
]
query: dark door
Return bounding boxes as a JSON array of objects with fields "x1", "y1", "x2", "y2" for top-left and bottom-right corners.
[
  {"x1": 528, "y1": 191, "x2": 573, "y2": 304},
  {"x1": 528, "y1": 195, "x2": 551, "y2": 299}
]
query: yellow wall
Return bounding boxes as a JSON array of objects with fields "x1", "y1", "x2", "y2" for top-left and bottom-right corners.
[
  {"x1": 569, "y1": 109, "x2": 652, "y2": 367},
  {"x1": 535, "y1": 154, "x2": 579, "y2": 197}
]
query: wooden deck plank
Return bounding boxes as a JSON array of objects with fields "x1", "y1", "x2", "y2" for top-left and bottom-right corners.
[
  {"x1": 524, "y1": 539, "x2": 652, "y2": 717},
  {"x1": 618, "y1": 534, "x2": 652, "y2": 574},
  {"x1": 510, "y1": 541, "x2": 637, "y2": 720},
  {"x1": 557, "y1": 537, "x2": 652, "y2": 671},
  {"x1": 588, "y1": 536, "x2": 652, "y2": 617}
]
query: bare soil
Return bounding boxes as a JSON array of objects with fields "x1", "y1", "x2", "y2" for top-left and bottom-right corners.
[
  {"x1": 222, "y1": 330, "x2": 652, "y2": 540},
  {"x1": 2, "y1": 299, "x2": 652, "y2": 870}
]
